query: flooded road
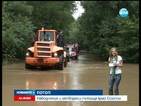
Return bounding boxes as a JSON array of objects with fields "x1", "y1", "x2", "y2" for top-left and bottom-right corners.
[{"x1": 2, "y1": 52, "x2": 139, "y2": 106}]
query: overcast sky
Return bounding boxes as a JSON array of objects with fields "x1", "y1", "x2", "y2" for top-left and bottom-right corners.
[{"x1": 72, "y1": 1, "x2": 85, "y2": 20}]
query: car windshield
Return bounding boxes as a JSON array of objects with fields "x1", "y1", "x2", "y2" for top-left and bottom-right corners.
[
  {"x1": 40, "y1": 31, "x2": 54, "y2": 41},
  {"x1": 69, "y1": 48, "x2": 76, "y2": 52}
]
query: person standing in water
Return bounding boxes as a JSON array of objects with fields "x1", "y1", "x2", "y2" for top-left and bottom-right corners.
[
  {"x1": 56, "y1": 30, "x2": 64, "y2": 48},
  {"x1": 105, "y1": 47, "x2": 123, "y2": 95}
]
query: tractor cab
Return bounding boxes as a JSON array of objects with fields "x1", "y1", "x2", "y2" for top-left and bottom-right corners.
[{"x1": 37, "y1": 27, "x2": 57, "y2": 43}]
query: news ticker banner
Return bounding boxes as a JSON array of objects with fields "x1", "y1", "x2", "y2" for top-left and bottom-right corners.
[{"x1": 14, "y1": 90, "x2": 127, "y2": 101}]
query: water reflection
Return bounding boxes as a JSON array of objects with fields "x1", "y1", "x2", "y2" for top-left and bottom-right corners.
[
  {"x1": 67, "y1": 101, "x2": 85, "y2": 106},
  {"x1": 53, "y1": 81, "x2": 57, "y2": 90},
  {"x1": 25, "y1": 71, "x2": 66, "y2": 90},
  {"x1": 26, "y1": 81, "x2": 29, "y2": 90},
  {"x1": 68, "y1": 54, "x2": 90, "y2": 89}
]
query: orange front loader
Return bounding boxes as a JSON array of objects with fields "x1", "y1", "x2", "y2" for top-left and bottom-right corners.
[{"x1": 25, "y1": 27, "x2": 67, "y2": 70}]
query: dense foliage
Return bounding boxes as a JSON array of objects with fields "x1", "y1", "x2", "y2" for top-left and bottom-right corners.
[
  {"x1": 27, "y1": 1, "x2": 75, "y2": 32},
  {"x1": 2, "y1": 1, "x2": 35, "y2": 64},
  {"x1": 68, "y1": 1, "x2": 139, "y2": 62},
  {"x1": 2, "y1": 1, "x2": 75, "y2": 64}
]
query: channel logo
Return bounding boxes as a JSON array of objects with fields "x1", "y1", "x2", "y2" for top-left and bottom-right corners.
[{"x1": 119, "y1": 8, "x2": 128, "y2": 18}]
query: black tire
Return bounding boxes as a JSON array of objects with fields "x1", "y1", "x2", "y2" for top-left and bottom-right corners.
[
  {"x1": 56, "y1": 55, "x2": 64, "y2": 70},
  {"x1": 25, "y1": 63, "x2": 36, "y2": 69}
]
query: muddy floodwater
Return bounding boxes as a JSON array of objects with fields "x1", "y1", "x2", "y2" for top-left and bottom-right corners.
[{"x1": 2, "y1": 52, "x2": 139, "y2": 106}]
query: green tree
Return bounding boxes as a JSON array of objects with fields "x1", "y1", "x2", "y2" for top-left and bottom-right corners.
[
  {"x1": 2, "y1": 1, "x2": 35, "y2": 64},
  {"x1": 27, "y1": 1, "x2": 75, "y2": 37}
]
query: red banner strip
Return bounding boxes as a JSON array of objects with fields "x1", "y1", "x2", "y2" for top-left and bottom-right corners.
[{"x1": 14, "y1": 95, "x2": 35, "y2": 101}]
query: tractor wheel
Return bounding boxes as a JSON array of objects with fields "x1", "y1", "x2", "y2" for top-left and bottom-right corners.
[
  {"x1": 56, "y1": 55, "x2": 64, "y2": 70},
  {"x1": 25, "y1": 63, "x2": 35, "y2": 69}
]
